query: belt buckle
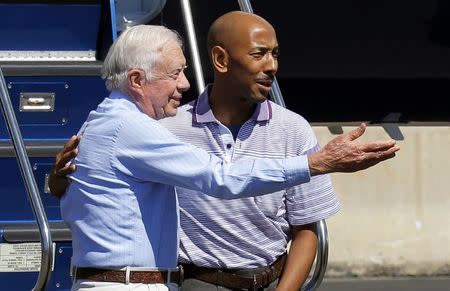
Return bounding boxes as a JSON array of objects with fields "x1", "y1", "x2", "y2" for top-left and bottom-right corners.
[{"x1": 125, "y1": 266, "x2": 131, "y2": 285}]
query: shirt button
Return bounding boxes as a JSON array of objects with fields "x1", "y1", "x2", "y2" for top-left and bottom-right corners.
[{"x1": 226, "y1": 144, "x2": 232, "y2": 149}]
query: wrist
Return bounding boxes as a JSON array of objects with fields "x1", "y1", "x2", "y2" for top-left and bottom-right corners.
[{"x1": 308, "y1": 152, "x2": 328, "y2": 176}]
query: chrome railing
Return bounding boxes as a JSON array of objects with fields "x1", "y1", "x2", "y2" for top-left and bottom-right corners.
[
  {"x1": 180, "y1": 0, "x2": 206, "y2": 94},
  {"x1": 0, "y1": 68, "x2": 53, "y2": 291},
  {"x1": 304, "y1": 220, "x2": 329, "y2": 291}
]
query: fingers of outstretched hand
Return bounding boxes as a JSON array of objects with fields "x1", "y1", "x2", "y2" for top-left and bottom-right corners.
[
  {"x1": 362, "y1": 144, "x2": 400, "y2": 163},
  {"x1": 346, "y1": 123, "x2": 366, "y2": 141},
  {"x1": 379, "y1": 144, "x2": 400, "y2": 159},
  {"x1": 359, "y1": 139, "x2": 397, "y2": 152}
]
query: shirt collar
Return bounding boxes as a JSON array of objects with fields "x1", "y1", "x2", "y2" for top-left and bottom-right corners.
[
  {"x1": 108, "y1": 90, "x2": 145, "y2": 113},
  {"x1": 193, "y1": 84, "x2": 273, "y2": 124},
  {"x1": 109, "y1": 90, "x2": 132, "y2": 102}
]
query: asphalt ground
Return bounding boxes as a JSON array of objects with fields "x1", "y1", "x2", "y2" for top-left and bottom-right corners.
[{"x1": 318, "y1": 277, "x2": 450, "y2": 291}]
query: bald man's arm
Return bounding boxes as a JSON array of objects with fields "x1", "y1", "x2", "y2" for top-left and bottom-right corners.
[
  {"x1": 48, "y1": 135, "x2": 80, "y2": 198},
  {"x1": 276, "y1": 224, "x2": 317, "y2": 291}
]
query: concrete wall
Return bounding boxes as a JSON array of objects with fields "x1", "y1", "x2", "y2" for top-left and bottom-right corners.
[{"x1": 312, "y1": 125, "x2": 450, "y2": 277}]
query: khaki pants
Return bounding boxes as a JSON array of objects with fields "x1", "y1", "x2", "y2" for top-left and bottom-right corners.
[{"x1": 72, "y1": 280, "x2": 179, "y2": 291}]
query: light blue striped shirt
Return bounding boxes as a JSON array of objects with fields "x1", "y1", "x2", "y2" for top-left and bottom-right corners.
[
  {"x1": 160, "y1": 87, "x2": 340, "y2": 268},
  {"x1": 61, "y1": 91, "x2": 311, "y2": 269}
]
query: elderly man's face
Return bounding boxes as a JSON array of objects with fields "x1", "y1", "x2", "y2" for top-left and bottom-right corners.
[
  {"x1": 143, "y1": 42, "x2": 190, "y2": 119},
  {"x1": 227, "y1": 23, "x2": 279, "y2": 104}
]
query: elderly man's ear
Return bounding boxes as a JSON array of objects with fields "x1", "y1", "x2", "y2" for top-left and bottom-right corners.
[
  {"x1": 211, "y1": 46, "x2": 229, "y2": 73},
  {"x1": 125, "y1": 69, "x2": 147, "y2": 99},
  {"x1": 128, "y1": 69, "x2": 145, "y2": 89}
]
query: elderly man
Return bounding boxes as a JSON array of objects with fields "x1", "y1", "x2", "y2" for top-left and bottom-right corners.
[{"x1": 51, "y1": 22, "x2": 399, "y2": 291}]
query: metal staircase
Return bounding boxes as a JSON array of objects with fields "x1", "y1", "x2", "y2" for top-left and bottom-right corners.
[{"x1": 0, "y1": 69, "x2": 53, "y2": 291}]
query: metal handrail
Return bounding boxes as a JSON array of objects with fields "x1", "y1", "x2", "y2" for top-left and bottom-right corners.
[
  {"x1": 0, "y1": 68, "x2": 53, "y2": 291},
  {"x1": 180, "y1": 0, "x2": 206, "y2": 94},
  {"x1": 303, "y1": 220, "x2": 329, "y2": 291},
  {"x1": 236, "y1": 1, "x2": 329, "y2": 290}
]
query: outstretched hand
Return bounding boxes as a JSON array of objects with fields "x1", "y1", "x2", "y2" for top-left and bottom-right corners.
[
  {"x1": 48, "y1": 135, "x2": 80, "y2": 199},
  {"x1": 308, "y1": 123, "x2": 400, "y2": 176}
]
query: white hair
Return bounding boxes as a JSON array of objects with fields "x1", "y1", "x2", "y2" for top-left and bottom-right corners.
[{"x1": 101, "y1": 25, "x2": 183, "y2": 91}]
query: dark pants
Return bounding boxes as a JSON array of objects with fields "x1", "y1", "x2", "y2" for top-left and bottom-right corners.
[{"x1": 180, "y1": 278, "x2": 279, "y2": 291}]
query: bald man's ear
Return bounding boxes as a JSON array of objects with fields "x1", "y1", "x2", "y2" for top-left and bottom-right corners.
[{"x1": 211, "y1": 46, "x2": 229, "y2": 73}]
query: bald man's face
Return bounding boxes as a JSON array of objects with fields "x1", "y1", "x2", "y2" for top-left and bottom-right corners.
[{"x1": 226, "y1": 23, "x2": 279, "y2": 104}]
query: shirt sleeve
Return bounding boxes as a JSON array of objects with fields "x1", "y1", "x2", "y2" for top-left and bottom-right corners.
[
  {"x1": 285, "y1": 122, "x2": 340, "y2": 225},
  {"x1": 111, "y1": 115, "x2": 311, "y2": 199}
]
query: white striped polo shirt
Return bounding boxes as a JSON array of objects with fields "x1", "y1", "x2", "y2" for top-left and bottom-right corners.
[{"x1": 159, "y1": 88, "x2": 340, "y2": 268}]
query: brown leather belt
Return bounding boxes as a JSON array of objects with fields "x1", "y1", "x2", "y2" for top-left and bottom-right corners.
[
  {"x1": 74, "y1": 267, "x2": 182, "y2": 285},
  {"x1": 182, "y1": 253, "x2": 287, "y2": 290}
]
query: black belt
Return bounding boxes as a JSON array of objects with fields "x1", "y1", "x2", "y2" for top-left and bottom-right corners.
[{"x1": 181, "y1": 253, "x2": 287, "y2": 290}]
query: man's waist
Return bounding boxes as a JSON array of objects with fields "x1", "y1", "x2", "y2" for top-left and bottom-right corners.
[
  {"x1": 181, "y1": 252, "x2": 287, "y2": 290},
  {"x1": 73, "y1": 266, "x2": 183, "y2": 285},
  {"x1": 178, "y1": 241, "x2": 290, "y2": 269}
]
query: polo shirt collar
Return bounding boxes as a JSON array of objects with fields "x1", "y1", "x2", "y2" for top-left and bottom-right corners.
[{"x1": 193, "y1": 84, "x2": 273, "y2": 123}]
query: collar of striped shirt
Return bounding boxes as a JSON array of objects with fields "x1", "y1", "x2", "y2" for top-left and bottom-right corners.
[{"x1": 193, "y1": 84, "x2": 273, "y2": 123}]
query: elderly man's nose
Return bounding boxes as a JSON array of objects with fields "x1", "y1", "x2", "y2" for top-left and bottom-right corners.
[{"x1": 178, "y1": 71, "x2": 190, "y2": 92}]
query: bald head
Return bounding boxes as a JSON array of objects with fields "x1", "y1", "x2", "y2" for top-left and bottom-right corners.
[
  {"x1": 207, "y1": 11, "x2": 279, "y2": 106},
  {"x1": 207, "y1": 11, "x2": 275, "y2": 52}
]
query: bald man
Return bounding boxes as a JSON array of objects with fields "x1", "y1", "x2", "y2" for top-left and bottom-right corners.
[
  {"x1": 160, "y1": 11, "x2": 338, "y2": 290},
  {"x1": 49, "y1": 11, "x2": 399, "y2": 291}
]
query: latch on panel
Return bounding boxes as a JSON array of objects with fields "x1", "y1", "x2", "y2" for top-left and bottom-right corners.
[
  {"x1": 19, "y1": 92, "x2": 55, "y2": 112},
  {"x1": 44, "y1": 173, "x2": 51, "y2": 194}
]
